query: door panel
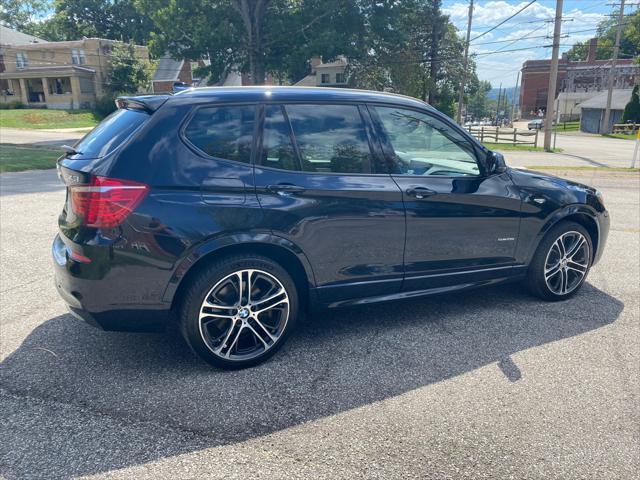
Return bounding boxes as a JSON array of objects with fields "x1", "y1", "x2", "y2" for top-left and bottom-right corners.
[
  {"x1": 393, "y1": 173, "x2": 522, "y2": 290},
  {"x1": 370, "y1": 105, "x2": 522, "y2": 291},
  {"x1": 254, "y1": 104, "x2": 405, "y2": 303}
]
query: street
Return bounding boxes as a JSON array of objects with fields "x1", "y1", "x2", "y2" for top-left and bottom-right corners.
[{"x1": 0, "y1": 164, "x2": 638, "y2": 479}]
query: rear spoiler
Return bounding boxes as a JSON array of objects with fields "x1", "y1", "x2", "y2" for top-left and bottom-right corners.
[{"x1": 116, "y1": 95, "x2": 170, "y2": 113}]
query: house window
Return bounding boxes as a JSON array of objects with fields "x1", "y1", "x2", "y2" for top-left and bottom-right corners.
[
  {"x1": 79, "y1": 77, "x2": 95, "y2": 94},
  {"x1": 16, "y1": 53, "x2": 28, "y2": 69},
  {"x1": 320, "y1": 73, "x2": 330, "y2": 84},
  {"x1": 71, "y1": 49, "x2": 86, "y2": 65},
  {"x1": 335, "y1": 73, "x2": 345, "y2": 84},
  {"x1": 49, "y1": 77, "x2": 72, "y2": 95}
]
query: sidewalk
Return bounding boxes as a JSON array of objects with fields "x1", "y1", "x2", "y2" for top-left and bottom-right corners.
[
  {"x1": 495, "y1": 133, "x2": 637, "y2": 169},
  {"x1": 0, "y1": 127, "x2": 86, "y2": 147}
]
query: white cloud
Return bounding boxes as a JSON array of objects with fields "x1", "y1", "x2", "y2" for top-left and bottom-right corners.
[{"x1": 443, "y1": 1, "x2": 608, "y2": 86}]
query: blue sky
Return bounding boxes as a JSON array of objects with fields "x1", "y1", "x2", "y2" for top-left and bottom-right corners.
[{"x1": 442, "y1": 0, "x2": 631, "y2": 88}]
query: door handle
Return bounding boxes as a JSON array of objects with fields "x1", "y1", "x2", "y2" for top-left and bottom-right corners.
[
  {"x1": 405, "y1": 186, "x2": 437, "y2": 199},
  {"x1": 266, "y1": 184, "x2": 306, "y2": 196}
]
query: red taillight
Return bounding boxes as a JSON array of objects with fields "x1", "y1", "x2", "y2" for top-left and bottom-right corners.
[{"x1": 70, "y1": 176, "x2": 148, "y2": 228}]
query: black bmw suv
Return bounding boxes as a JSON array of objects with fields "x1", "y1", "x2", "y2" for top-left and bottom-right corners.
[{"x1": 53, "y1": 87, "x2": 609, "y2": 368}]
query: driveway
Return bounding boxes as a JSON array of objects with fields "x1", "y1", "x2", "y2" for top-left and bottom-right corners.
[{"x1": 0, "y1": 168, "x2": 638, "y2": 479}]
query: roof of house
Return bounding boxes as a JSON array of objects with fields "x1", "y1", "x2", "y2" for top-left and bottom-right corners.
[
  {"x1": 579, "y1": 89, "x2": 633, "y2": 110},
  {"x1": 0, "y1": 25, "x2": 46, "y2": 46},
  {"x1": 316, "y1": 57, "x2": 348, "y2": 69},
  {"x1": 152, "y1": 56, "x2": 185, "y2": 82},
  {"x1": 293, "y1": 73, "x2": 317, "y2": 86}
]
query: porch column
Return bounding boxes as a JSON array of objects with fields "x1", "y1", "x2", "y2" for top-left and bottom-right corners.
[
  {"x1": 41, "y1": 77, "x2": 50, "y2": 105},
  {"x1": 70, "y1": 76, "x2": 81, "y2": 109},
  {"x1": 18, "y1": 78, "x2": 28, "y2": 104}
]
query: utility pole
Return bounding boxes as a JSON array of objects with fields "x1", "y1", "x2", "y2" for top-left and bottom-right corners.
[
  {"x1": 495, "y1": 82, "x2": 502, "y2": 126},
  {"x1": 511, "y1": 69, "x2": 521, "y2": 125},
  {"x1": 456, "y1": 0, "x2": 474, "y2": 124},
  {"x1": 544, "y1": 0, "x2": 563, "y2": 152},
  {"x1": 601, "y1": 0, "x2": 626, "y2": 134}
]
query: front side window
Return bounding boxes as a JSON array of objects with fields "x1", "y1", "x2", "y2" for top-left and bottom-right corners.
[
  {"x1": 16, "y1": 53, "x2": 28, "y2": 69},
  {"x1": 285, "y1": 104, "x2": 372, "y2": 174},
  {"x1": 261, "y1": 105, "x2": 298, "y2": 171},
  {"x1": 184, "y1": 105, "x2": 256, "y2": 163},
  {"x1": 375, "y1": 106, "x2": 479, "y2": 177}
]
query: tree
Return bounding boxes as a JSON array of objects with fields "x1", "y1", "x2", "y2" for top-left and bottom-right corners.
[
  {"x1": 20, "y1": 0, "x2": 155, "y2": 44},
  {"x1": 622, "y1": 85, "x2": 640, "y2": 123},
  {"x1": 0, "y1": 0, "x2": 48, "y2": 30},
  {"x1": 566, "y1": 10, "x2": 639, "y2": 61},
  {"x1": 466, "y1": 80, "x2": 492, "y2": 120},
  {"x1": 105, "y1": 42, "x2": 154, "y2": 94}
]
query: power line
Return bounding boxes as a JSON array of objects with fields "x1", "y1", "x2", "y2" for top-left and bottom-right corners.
[{"x1": 469, "y1": 0, "x2": 539, "y2": 42}]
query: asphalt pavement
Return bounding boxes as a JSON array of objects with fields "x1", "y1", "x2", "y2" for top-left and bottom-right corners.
[{"x1": 0, "y1": 168, "x2": 638, "y2": 479}]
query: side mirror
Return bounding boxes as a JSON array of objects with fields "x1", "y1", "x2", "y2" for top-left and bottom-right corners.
[{"x1": 486, "y1": 151, "x2": 507, "y2": 175}]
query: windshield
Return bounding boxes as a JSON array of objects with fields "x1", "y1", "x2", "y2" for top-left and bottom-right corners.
[{"x1": 72, "y1": 109, "x2": 149, "y2": 159}]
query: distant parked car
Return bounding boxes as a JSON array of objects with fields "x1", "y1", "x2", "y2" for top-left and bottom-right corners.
[
  {"x1": 528, "y1": 119, "x2": 544, "y2": 130},
  {"x1": 171, "y1": 81, "x2": 190, "y2": 93}
]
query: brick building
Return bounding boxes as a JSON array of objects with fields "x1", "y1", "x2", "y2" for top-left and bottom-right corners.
[{"x1": 519, "y1": 39, "x2": 639, "y2": 119}]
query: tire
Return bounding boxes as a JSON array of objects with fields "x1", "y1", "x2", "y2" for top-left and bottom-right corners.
[
  {"x1": 179, "y1": 254, "x2": 299, "y2": 369},
  {"x1": 526, "y1": 221, "x2": 592, "y2": 301}
]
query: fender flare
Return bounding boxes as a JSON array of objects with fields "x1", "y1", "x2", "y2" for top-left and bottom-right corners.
[
  {"x1": 161, "y1": 232, "x2": 317, "y2": 303},
  {"x1": 526, "y1": 203, "x2": 601, "y2": 262}
]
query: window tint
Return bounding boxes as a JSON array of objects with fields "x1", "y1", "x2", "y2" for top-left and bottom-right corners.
[
  {"x1": 261, "y1": 105, "x2": 298, "y2": 171},
  {"x1": 285, "y1": 104, "x2": 372, "y2": 174},
  {"x1": 375, "y1": 106, "x2": 479, "y2": 177},
  {"x1": 184, "y1": 105, "x2": 255, "y2": 163},
  {"x1": 73, "y1": 108, "x2": 149, "y2": 159}
]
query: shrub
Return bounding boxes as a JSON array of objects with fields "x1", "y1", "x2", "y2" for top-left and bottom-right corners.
[
  {"x1": 94, "y1": 94, "x2": 118, "y2": 118},
  {"x1": 0, "y1": 101, "x2": 26, "y2": 110}
]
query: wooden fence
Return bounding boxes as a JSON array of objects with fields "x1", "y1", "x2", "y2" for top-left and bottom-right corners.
[
  {"x1": 612, "y1": 123, "x2": 639, "y2": 135},
  {"x1": 464, "y1": 126, "x2": 539, "y2": 147}
]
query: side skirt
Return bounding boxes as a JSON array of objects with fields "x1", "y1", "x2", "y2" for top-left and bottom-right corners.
[{"x1": 311, "y1": 268, "x2": 527, "y2": 310}]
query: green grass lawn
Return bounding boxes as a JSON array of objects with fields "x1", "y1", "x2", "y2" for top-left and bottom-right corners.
[
  {"x1": 553, "y1": 121, "x2": 580, "y2": 132},
  {"x1": 0, "y1": 109, "x2": 100, "y2": 130},
  {"x1": 0, "y1": 144, "x2": 61, "y2": 173},
  {"x1": 484, "y1": 142, "x2": 563, "y2": 153},
  {"x1": 603, "y1": 133, "x2": 637, "y2": 141}
]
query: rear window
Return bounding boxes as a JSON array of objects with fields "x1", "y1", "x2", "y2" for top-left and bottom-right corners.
[{"x1": 72, "y1": 108, "x2": 149, "y2": 159}]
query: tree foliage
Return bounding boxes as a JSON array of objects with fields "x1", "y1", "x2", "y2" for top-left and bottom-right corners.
[
  {"x1": 105, "y1": 42, "x2": 154, "y2": 93},
  {"x1": 9, "y1": 0, "x2": 478, "y2": 113},
  {"x1": 0, "y1": 0, "x2": 48, "y2": 30},
  {"x1": 466, "y1": 80, "x2": 493, "y2": 120},
  {"x1": 622, "y1": 84, "x2": 640, "y2": 123},
  {"x1": 21, "y1": 0, "x2": 155, "y2": 44},
  {"x1": 566, "y1": 10, "x2": 640, "y2": 61}
]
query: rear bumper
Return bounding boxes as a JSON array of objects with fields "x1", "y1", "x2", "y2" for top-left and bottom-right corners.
[{"x1": 52, "y1": 233, "x2": 170, "y2": 332}]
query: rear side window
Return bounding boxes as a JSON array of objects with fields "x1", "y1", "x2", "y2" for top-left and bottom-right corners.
[
  {"x1": 184, "y1": 105, "x2": 256, "y2": 163},
  {"x1": 261, "y1": 105, "x2": 298, "y2": 171},
  {"x1": 73, "y1": 108, "x2": 149, "y2": 159},
  {"x1": 285, "y1": 104, "x2": 372, "y2": 174}
]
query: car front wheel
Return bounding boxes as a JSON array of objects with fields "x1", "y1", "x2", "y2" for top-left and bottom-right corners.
[
  {"x1": 179, "y1": 254, "x2": 299, "y2": 369},
  {"x1": 526, "y1": 221, "x2": 592, "y2": 301}
]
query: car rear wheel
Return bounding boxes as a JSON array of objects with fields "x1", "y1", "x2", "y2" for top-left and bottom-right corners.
[
  {"x1": 179, "y1": 254, "x2": 299, "y2": 369},
  {"x1": 526, "y1": 221, "x2": 592, "y2": 301}
]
